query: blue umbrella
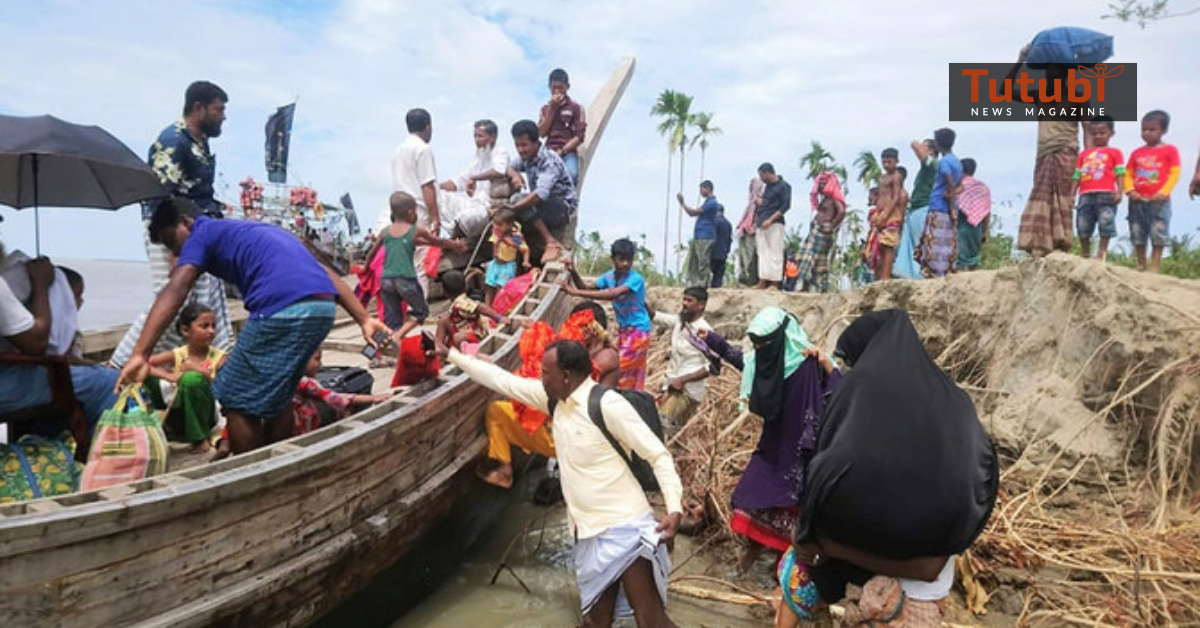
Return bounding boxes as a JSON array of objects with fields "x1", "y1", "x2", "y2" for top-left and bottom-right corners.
[{"x1": 0, "y1": 114, "x2": 166, "y2": 255}]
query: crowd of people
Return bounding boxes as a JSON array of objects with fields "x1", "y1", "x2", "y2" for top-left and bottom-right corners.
[
  {"x1": 2, "y1": 56, "x2": 1199, "y2": 628},
  {"x1": 677, "y1": 49, "x2": 1199, "y2": 294}
]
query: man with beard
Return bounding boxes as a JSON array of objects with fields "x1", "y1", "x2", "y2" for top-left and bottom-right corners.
[
  {"x1": 438, "y1": 119, "x2": 510, "y2": 239},
  {"x1": 112, "y1": 81, "x2": 233, "y2": 367},
  {"x1": 652, "y1": 286, "x2": 714, "y2": 434}
]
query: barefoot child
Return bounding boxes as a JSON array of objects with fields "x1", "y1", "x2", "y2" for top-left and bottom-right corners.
[
  {"x1": 1074, "y1": 116, "x2": 1124, "y2": 261},
  {"x1": 873, "y1": 148, "x2": 905, "y2": 280},
  {"x1": 435, "y1": 294, "x2": 509, "y2": 354},
  {"x1": 1125, "y1": 110, "x2": 1181, "y2": 273},
  {"x1": 485, "y1": 208, "x2": 530, "y2": 305},
  {"x1": 364, "y1": 192, "x2": 467, "y2": 342},
  {"x1": 292, "y1": 349, "x2": 390, "y2": 434},
  {"x1": 147, "y1": 303, "x2": 226, "y2": 451},
  {"x1": 562, "y1": 237, "x2": 653, "y2": 391}
]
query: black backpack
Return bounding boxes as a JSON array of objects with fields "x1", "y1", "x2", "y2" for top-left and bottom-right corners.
[
  {"x1": 315, "y1": 366, "x2": 374, "y2": 396},
  {"x1": 553, "y1": 385, "x2": 666, "y2": 492}
]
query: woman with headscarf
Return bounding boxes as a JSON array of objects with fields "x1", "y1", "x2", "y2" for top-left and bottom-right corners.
[
  {"x1": 700, "y1": 309, "x2": 838, "y2": 615},
  {"x1": 786, "y1": 309, "x2": 997, "y2": 626}
]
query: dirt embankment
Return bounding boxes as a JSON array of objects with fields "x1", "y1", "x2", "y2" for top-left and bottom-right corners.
[{"x1": 644, "y1": 253, "x2": 1200, "y2": 627}]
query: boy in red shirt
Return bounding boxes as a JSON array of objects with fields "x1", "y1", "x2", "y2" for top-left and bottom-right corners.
[
  {"x1": 1073, "y1": 115, "x2": 1125, "y2": 261},
  {"x1": 1125, "y1": 110, "x2": 1181, "y2": 273}
]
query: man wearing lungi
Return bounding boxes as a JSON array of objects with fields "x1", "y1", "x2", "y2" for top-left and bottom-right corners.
[
  {"x1": 445, "y1": 339, "x2": 684, "y2": 628},
  {"x1": 112, "y1": 81, "x2": 234, "y2": 367},
  {"x1": 116, "y1": 198, "x2": 390, "y2": 455}
]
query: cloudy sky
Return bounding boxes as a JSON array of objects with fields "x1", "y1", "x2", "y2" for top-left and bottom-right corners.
[{"x1": 1, "y1": 0, "x2": 1197, "y2": 266}]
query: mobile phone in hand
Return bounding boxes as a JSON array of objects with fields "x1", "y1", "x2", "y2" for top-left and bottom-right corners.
[{"x1": 362, "y1": 330, "x2": 392, "y2": 359}]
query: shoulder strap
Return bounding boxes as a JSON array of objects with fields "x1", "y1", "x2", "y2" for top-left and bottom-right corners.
[{"x1": 586, "y1": 385, "x2": 634, "y2": 468}]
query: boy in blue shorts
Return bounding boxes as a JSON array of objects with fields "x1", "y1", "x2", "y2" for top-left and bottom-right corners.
[
  {"x1": 562, "y1": 238, "x2": 652, "y2": 391},
  {"x1": 116, "y1": 197, "x2": 390, "y2": 454}
]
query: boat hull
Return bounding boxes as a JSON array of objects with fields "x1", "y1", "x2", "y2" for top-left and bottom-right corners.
[{"x1": 0, "y1": 276, "x2": 570, "y2": 628}]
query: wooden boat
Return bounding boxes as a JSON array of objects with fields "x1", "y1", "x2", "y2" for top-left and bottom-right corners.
[{"x1": 0, "y1": 57, "x2": 635, "y2": 628}]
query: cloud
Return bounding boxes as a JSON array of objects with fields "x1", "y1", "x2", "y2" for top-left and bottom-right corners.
[{"x1": 0, "y1": 0, "x2": 1196, "y2": 267}]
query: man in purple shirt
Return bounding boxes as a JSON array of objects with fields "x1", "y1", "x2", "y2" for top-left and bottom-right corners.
[
  {"x1": 538, "y1": 68, "x2": 587, "y2": 184},
  {"x1": 116, "y1": 197, "x2": 390, "y2": 454}
]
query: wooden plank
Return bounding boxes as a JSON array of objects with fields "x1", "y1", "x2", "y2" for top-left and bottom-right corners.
[{"x1": 577, "y1": 57, "x2": 636, "y2": 192}]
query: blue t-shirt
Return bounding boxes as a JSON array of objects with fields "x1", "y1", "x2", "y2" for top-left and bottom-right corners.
[
  {"x1": 596, "y1": 269, "x2": 652, "y2": 332},
  {"x1": 177, "y1": 216, "x2": 337, "y2": 318},
  {"x1": 693, "y1": 196, "x2": 720, "y2": 240},
  {"x1": 929, "y1": 153, "x2": 963, "y2": 213}
]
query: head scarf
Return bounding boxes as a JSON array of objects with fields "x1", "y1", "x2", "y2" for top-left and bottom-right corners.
[
  {"x1": 796, "y1": 309, "x2": 998, "y2": 561},
  {"x1": 739, "y1": 308, "x2": 812, "y2": 422}
]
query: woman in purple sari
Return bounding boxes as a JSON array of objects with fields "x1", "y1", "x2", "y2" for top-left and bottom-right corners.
[{"x1": 703, "y1": 308, "x2": 840, "y2": 575}]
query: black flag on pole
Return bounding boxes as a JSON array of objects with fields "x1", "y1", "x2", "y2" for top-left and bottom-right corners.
[
  {"x1": 340, "y1": 192, "x2": 361, "y2": 235},
  {"x1": 265, "y1": 103, "x2": 295, "y2": 184}
]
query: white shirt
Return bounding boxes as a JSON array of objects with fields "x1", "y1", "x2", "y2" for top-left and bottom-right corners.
[
  {"x1": 381, "y1": 133, "x2": 438, "y2": 233},
  {"x1": 0, "y1": 251, "x2": 76, "y2": 356},
  {"x1": 899, "y1": 555, "x2": 956, "y2": 601},
  {"x1": 448, "y1": 349, "x2": 684, "y2": 539},
  {"x1": 457, "y1": 145, "x2": 511, "y2": 202},
  {"x1": 654, "y1": 312, "x2": 712, "y2": 402},
  {"x1": 0, "y1": 274, "x2": 35, "y2": 354}
]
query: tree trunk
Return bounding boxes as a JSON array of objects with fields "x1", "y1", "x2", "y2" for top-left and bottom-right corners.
[
  {"x1": 664, "y1": 147, "x2": 673, "y2": 275},
  {"x1": 677, "y1": 145, "x2": 686, "y2": 275}
]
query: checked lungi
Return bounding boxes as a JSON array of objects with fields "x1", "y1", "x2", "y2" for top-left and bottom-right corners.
[
  {"x1": 616, "y1": 328, "x2": 651, "y2": 392},
  {"x1": 213, "y1": 299, "x2": 335, "y2": 421},
  {"x1": 795, "y1": 228, "x2": 835, "y2": 293}
]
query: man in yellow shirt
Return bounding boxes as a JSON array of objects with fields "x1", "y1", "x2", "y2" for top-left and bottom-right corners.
[{"x1": 446, "y1": 339, "x2": 683, "y2": 628}]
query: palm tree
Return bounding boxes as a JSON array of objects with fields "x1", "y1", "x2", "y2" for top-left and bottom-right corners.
[
  {"x1": 853, "y1": 150, "x2": 882, "y2": 191},
  {"x1": 690, "y1": 112, "x2": 723, "y2": 184},
  {"x1": 798, "y1": 141, "x2": 835, "y2": 180},
  {"x1": 651, "y1": 89, "x2": 694, "y2": 273}
]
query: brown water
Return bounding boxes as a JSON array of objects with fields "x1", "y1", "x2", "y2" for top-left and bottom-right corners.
[{"x1": 388, "y1": 487, "x2": 768, "y2": 628}]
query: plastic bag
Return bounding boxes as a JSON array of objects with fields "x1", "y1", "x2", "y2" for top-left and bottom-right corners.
[
  {"x1": 1026, "y1": 27, "x2": 1113, "y2": 68},
  {"x1": 81, "y1": 387, "x2": 168, "y2": 491}
]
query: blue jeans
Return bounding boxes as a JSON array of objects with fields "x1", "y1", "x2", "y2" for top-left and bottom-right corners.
[
  {"x1": 562, "y1": 152, "x2": 579, "y2": 184},
  {"x1": 1128, "y1": 200, "x2": 1171, "y2": 248},
  {"x1": 0, "y1": 363, "x2": 119, "y2": 438}
]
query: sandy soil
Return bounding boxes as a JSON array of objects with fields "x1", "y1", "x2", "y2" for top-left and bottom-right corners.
[{"x1": 641, "y1": 253, "x2": 1200, "y2": 627}]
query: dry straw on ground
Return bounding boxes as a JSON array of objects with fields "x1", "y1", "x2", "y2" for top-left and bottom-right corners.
[{"x1": 647, "y1": 254, "x2": 1200, "y2": 627}]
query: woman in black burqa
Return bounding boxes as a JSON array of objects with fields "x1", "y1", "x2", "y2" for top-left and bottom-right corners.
[{"x1": 792, "y1": 309, "x2": 999, "y2": 612}]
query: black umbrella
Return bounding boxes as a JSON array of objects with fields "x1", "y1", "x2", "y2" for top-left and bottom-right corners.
[{"x1": 0, "y1": 114, "x2": 166, "y2": 255}]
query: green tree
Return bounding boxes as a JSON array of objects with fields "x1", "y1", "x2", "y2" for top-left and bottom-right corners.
[
  {"x1": 690, "y1": 112, "x2": 723, "y2": 183},
  {"x1": 853, "y1": 150, "x2": 882, "y2": 191},
  {"x1": 1104, "y1": 0, "x2": 1200, "y2": 27},
  {"x1": 651, "y1": 89, "x2": 694, "y2": 274},
  {"x1": 799, "y1": 141, "x2": 835, "y2": 180}
]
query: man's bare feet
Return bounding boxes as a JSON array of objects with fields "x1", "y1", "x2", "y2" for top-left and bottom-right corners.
[
  {"x1": 475, "y1": 460, "x2": 514, "y2": 489},
  {"x1": 542, "y1": 242, "x2": 563, "y2": 263}
]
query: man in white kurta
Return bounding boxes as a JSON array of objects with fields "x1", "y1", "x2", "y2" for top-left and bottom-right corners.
[
  {"x1": 447, "y1": 341, "x2": 683, "y2": 627},
  {"x1": 439, "y1": 119, "x2": 509, "y2": 239}
]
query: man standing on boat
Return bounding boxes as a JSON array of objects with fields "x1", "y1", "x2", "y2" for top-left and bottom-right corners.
[
  {"x1": 380, "y1": 108, "x2": 441, "y2": 293},
  {"x1": 439, "y1": 119, "x2": 509, "y2": 240},
  {"x1": 116, "y1": 197, "x2": 390, "y2": 455},
  {"x1": 111, "y1": 81, "x2": 234, "y2": 367},
  {"x1": 443, "y1": 340, "x2": 684, "y2": 628}
]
